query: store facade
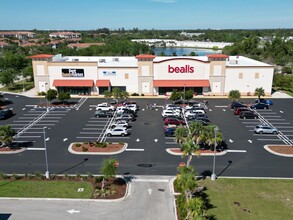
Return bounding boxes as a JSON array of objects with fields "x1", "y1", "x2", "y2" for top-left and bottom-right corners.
[{"x1": 29, "y1": 54, "x2": 274, "y2": 96}]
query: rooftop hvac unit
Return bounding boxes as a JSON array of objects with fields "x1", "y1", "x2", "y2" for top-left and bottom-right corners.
[
  {"x1": 99, "y1": 59, "x2": 106, "y2": 63},
  {"x1": 113, "y1": 58, "x2": 119, "y2": 62},
  {"x1": 72, "y1": 59, "x2": 79, "y2": 61}
]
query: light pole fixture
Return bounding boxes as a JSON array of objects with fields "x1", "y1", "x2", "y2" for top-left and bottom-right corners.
[
  {"x1": 211, "y1": 126, "x2": 219, "y2": 181},
  {"x1": 43, "y1": 127, "x2": 50, "y2": 179}
]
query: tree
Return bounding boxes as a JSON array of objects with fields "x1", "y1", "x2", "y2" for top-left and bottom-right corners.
[
  {"x1": 186, "y1": 197, "x2": 206, "y2": 220},
  {"x1": 177, "y1": 165, "x2": 197, "y2": 202},
  {"x1": 185, "y1": 89, "x2": 194, "y2": 101},
  {"x1": 100, "y1": 158, "x2": 118, "y2": 190},
  {"x1": 120, "y1": 91, "x2": 129, "y2": 101},
  {"x1": 103, "y1": 90, "x2": 112, "y2": 103},
  {"x1": 181, "y1": 137, "x2": 200, "y2": 167},
  {"x1": 170, "y1": 89, "x2": 181, "y2": 101},
  {"x1": 46, "y1": 89, "x2": 57, "y2": 103},
  {"x1": 228, "y1": 90, "x2": 241, "y2": 102},
  {"x1": 0, "y1": 69, "x2": 17, "y2": 89},
  {"x1": 58, "y1": 92, "x2": 71, "y2": 104},
  {"x1": 0, "y1": 125, "x2": 15, "y2": 147},
  {"x1": 112, "y1": 88, "x2": 122, "y2": 102},
  {"x1": 255, "y1": 87, "x2": 265, "y2": 100},
  {"x1": 175, "y1": 126, "x2": 188, "y2": 144}
]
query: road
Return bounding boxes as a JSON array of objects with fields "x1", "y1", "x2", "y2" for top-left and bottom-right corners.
[{"x1": 0, "y1": 176, "x2": 176, "y2": 220}]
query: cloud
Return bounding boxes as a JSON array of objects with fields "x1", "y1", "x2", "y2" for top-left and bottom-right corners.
[{"x1": 152, "y1": 0, "x2": 177, "y2": 3}]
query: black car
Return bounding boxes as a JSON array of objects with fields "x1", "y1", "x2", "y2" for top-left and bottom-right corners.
[
  {"x1": 239, "y1": 111, "x2": 258, "y2": 119},
  {"x1": 0, "y1": 109, "x2": 13, "y2": 119},
  {"x1": 93, "y1": 110, "x2": 113, "y2": 118},
  {"x1": 230, "y1": 102, "x2": 247, "y2": 109},
  {"x1": 250, "y1": 103, "x2": 269, "y2": 109}
]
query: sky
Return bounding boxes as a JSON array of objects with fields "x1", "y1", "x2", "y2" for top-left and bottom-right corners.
[{"x1": 0, "y1": 0, "x2": 292, "y2": 30}]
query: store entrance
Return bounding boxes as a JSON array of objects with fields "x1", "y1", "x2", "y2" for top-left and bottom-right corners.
[
  {"x1": 57, "y1": 87, "x2": 91, "y2": 95},
  {"x1": 158, "y1": 87, "x2": 203, "y2": 95}
]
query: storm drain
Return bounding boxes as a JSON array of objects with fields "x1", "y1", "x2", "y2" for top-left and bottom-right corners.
[{"x1": 137, "y1": 163, "x2": 153, "y2": 168}]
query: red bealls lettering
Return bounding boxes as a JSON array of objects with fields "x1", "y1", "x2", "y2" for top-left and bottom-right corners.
[{"x1": 168, "y1": 65, "x2": 194, "y2": 73}]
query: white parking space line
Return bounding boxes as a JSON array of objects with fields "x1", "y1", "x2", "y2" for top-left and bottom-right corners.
[
  {"x1": 85, "y1": 124, "x2": 105, "y2": 127},
  {"x1": 16, "y1": 136, "x2": 42, "y2": 138},
  {"x1": 46, "y1": 114, "x2": 67, "y2": 116},
  {"x1": 275, "y1": 126, "x2": 293, "y2": 129},
  {"x1": 257, "y1": 139, "x2": 284, "y2": 141},
  {"x1": 215, "y1": 105, "x2": 228, "y2": 108},
  {"x1": 227, "y1": 150, "x2": 247, "y2": 153},
  {"x1": 20, "y1": 132, "x2": 44, "y2": 134},
  {"x1": 88, "y1": 120, "x2": 109, "y2": 123},
  {"x1": 105, "y1": 137, "x2": 130, "y2": 139},
  {"x1": 23, "y1": 114, "x2": 43, "y2": 116},
  {"x1": 37, "y1": 120, "x2": 59, "y2": 123},
  {"x1": 28, "y1": 124, "x2": 56, "y2": 126},
  {"x1": 125, "y1": 148, "x2": 144, "y2": 151},
  {"x1": 82, "y1": 128, "x2": 102, "y2": 130},
  {"x1": 266, "y1": 119, "x2": 286, "y2": 121},
  {"x1": 80, "y1": 132, "x2": 101, "y2": 134},
  {"x1": 76, "y1": 136, "x2": 98, "y2": 139},
  {"x1": 262, "y1": 116, "x2": 282, "y2": 118},
  {"x1": 27, "y1": 148, "x2": 45, "y2": 151},
  {"x1": 259, "y1": 112, "x2": 276, "y2": 114},
  {"x1": 165, "y1": 142, "x2": 178, "y2": 145},
  {"x1": 270, "y1": 122, "x2": 291, "y2": 125}
]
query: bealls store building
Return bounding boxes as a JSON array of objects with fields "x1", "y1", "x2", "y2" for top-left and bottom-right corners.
[{"x1": 29, "y1": 53, "x2": 274, "y2": 96}]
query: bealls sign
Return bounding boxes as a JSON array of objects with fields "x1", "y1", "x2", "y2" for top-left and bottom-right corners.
[{"x1": 168, "y1": 65, "x2": 194, "y2": 73}]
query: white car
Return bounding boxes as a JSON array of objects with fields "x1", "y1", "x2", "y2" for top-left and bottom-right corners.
[
  {"x1": 116, "y1": 106, "x2": 127, "y2": 114},
  {"x1": 125, "y1": 104, "x2": 137, "y2": 112},
  {"x1": 162, "y1": 110, "x2": 177, "y2": 118},
  {"x1": 106, "y1": 127, "x2": 129, "y2": 137},
  {"x1": 96, "y1": 103, "x2": 115, "y2": 111},
  {"x1": 110, "y1": 121, "x2": 129, "y2": 128},
  {"x1": 184, "y1": 109, "x2": 205, "y2": 118}
]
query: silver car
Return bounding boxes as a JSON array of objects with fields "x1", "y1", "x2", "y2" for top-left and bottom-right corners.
[{"x1": 254, "y1": 125, "x2": 278, "y2": 134}]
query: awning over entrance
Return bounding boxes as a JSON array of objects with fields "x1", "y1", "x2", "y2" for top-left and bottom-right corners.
[
  {"x1": 53, "y1": 80, "x2": 94, "y2": 87},
  {"x1": 153, "y1": 80, "x2": 210, "y2": 87},
  {"x1": 96, "y1": 80, "x2": 111, "y2": 87}
]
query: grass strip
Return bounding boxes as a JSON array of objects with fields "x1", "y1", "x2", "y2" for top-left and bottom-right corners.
[
  {"x1": 198, "y1": 178, "x2": 293, "y2": 220},
  {"x1": 0, "y1": 179, "x2": 93, "y2": 199}
]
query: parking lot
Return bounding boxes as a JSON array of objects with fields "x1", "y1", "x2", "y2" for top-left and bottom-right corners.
[{"x1": 0, "y1": 94, "x2": 293, "y2": 178}]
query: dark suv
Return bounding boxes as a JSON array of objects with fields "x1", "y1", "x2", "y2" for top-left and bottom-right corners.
[
  {"x1": 230, "y1": 102, "x2": 247, "y2": 109},
  {"x1": 93, "y1": 110, "x2": 113, "y2": 118},
  {"x1": 0, "y1": 109, "x2": 13, "y2": 119},
  {"x1": 239, "y1": 111, "x2": 258, "y2": 119}
]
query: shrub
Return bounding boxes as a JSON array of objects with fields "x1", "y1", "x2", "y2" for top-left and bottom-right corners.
[
  {"x1": 37, "y1": 91, "x2": 46, "y2": 96},
  {"x1": 75, "y1": 143, "x2": 81, "y2": 148},
  {"x1": 12, "y1": 173, "x2": 20, "y2": 180},
  {"x1": 34, "y1": 171, "x2": 44, "y2": 179},
  {"x1": 119, "y1": 142, "x2": 124, "y2": 145},
  {"x1": 131, "y1": 93, "x2": 139, "y2": 96},
  {"x1": 101, "y1": 142, "x2": 107, "y2": 148},
  {"x1": 141, "y1": 94, "x2": 145, "y2": 96},
  {"x1": 108, "y1": 142, "x2": 112, "y2": 145},
  {"x1": 83, "y1": 142, "x2": 89, "y2": 145},
  {"x1": 95, "y1": 176, "x2": 103, "y2": 183},
  {"x1": 87, "y1": 172, "x2": 93, "y2": 179},
  {"x1": 0, "y1": 172, "x2": 8, "y2": 179},
  {"x1": 82, "y1": 146, "x2": 88, "y2": 152}
]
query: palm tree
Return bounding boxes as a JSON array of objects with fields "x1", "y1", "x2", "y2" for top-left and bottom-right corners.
[
  {"x1": 175, "y1": 126, "x2": 188, "y2": 144},
  {"x1": 255, "y1": 87, "x2": 265, "y2": 101},
  {"x1": 201, "y1": 125, "x2": 224, "y2": 150},
  {"x1": 189, "y1": 121, "x2": 204, "y2": 144},
  {"x1": 176, "y1": 165, "x2": 197, "y2": 201},
  {"x1": 103, "y1": 90, "x2": 112, "y2": 103},
  {"x1": 186, "y1": 197, "x2": 206, "y2": 220},
  {"x1": 120, "y1": 91, "x2": 130, "y2": 102},
  {"x1": 228, "y1": 90, "x2": 241, "y2": 102},
  {"x1": 112, "y1": 88, "x2": 121, "y2": 103},
  {"x1": 0, "y1": 125, "x2": 15, "y2": 147},
  {"x1": 181, "y1": 137, "x2": 200, "y2": 167}
]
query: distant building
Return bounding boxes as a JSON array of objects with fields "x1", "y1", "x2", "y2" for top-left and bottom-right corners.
[
  {"x1": 49, "y1": 32, "x2": 81, "y2": 39},
  {"x1": 0, "y1": 41, "x2": 9, "y2": 48},
  {"x1": 180, "y1": 32, "x2": 204, "y2": 37},
  {"x1": 0, "y1": 31, "x2": 36, "y2": 40},
  {"x1": 67, "y1": 43, "x2": 105, "y2": 49}
]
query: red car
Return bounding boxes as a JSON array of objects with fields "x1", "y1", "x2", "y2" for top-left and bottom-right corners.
[
  {"x1": 164, "y1": 118, "x2": 186, "y2": 126},
  {"x1": 234, "y1": 107, "x2": 251, "y2": 115}
]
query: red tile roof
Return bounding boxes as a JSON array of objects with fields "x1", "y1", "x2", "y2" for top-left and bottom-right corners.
[
  {"x1": 28, "y1": 54, "x2": 54, "y2": 59},
  {"x1": 96, "y1": 80, "x2": 111, "y2": 87},
  {"x1": 153, "y1": 80, "x2": 210, "y2": 87},
  {"x1": 135, "y1": 54, "x2": 156, "y2": 59},
  {"x1": 207, "y1": 54, "x2": 229, "y2": 59},
  {"x1": 53, "y1": 80, "x2": 94, "y2": 87}
]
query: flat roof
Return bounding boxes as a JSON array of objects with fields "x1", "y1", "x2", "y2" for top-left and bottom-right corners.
[{"x1": 49, "y1": 54, "x2": 273, "y2": 68}]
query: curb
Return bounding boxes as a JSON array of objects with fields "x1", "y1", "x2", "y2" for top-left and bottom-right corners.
[
  {"x1": 68, "y1": 142, "x2": 128, "y2": 155},
  {"x1": 166, "y1": 148, "x2": 227, "y2": 156},
  {"x1": 263, "y1": 145, "x2": 293, "y2": 157},
  {"x1": 0, "y1": 148, "x2": 26, "y2": 154}
]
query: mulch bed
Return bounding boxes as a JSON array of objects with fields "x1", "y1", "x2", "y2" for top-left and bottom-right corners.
[
  {"x1": 72, "y1": 143, "x2": 124, "y2": 153},
  {"x1": 0, "y1": 147, "x2": 22, "y2": 152},
  {"x1": 267, "y1": 145, "x2": 293, "y2": 154},
  {"x1": 94, "y1": 177, "x2": 127, "y2": 199}
]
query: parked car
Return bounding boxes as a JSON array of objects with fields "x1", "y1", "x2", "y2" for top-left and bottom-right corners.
[
  {"x1": 164, "y1": 127, "x2": 177, "y2": 137},
  {"x1": 230, "y1": 102, "x2": 247, "y2": 109},
  {"x1": 187, "y1": 113, "x2": 208, "y2": 120},
  {"x1": 96, "y1": 103, "x2": 115, "y2": 111},
  {"x1": 93, "y1": 110, "x2": 113, "y2": 118},
  {"x1": 164, "y1": 118, "x2": 186, "y2": 126},
  {"x1": 254, "y1": 125, "x2": 278, "y2": 134},
  {"x1": 164, "y1": 115, "x2": 184, "y2": 121},
  {"x1": 255, "y1": 98, "x2": 273, "y2": 105},
  {"x1": 115, "y1": 113, "x2": 135, "y2": 122},
  {"x1": 239, "y1": 111, "x2": 258, "y2": 119},
  {"x1": 106, "y1": 127, "x2": 129, "y2": 137},
  {"x1": 188, "y1": 118, "x2": 210, "y2": 126},
  {"x1": 250, "y1": 103, "x2": 269, "y2": 109},
  {"x1": 110, "y1": 121, "x2": 129, "y2": 129},
  {"x1": 0, "y1": 109, "x2": 13, "y2": 119},
  {"x1": 234, "y1": 107, "x2": 251, "y2": 115},
  {"x1": 162, "y1": 110, "x2": 177, "y2": 118}
]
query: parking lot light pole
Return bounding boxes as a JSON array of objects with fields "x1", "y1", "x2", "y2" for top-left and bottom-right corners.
[
  {"x1": 184, "y1": 84, "x2": 186, "y2": 101},
  {"x1": 43, "y1": 127, "x2": 50, "y2": 179},
  {"x1": 211, "y1": 126, "x2": 219, "y2": 181}
]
